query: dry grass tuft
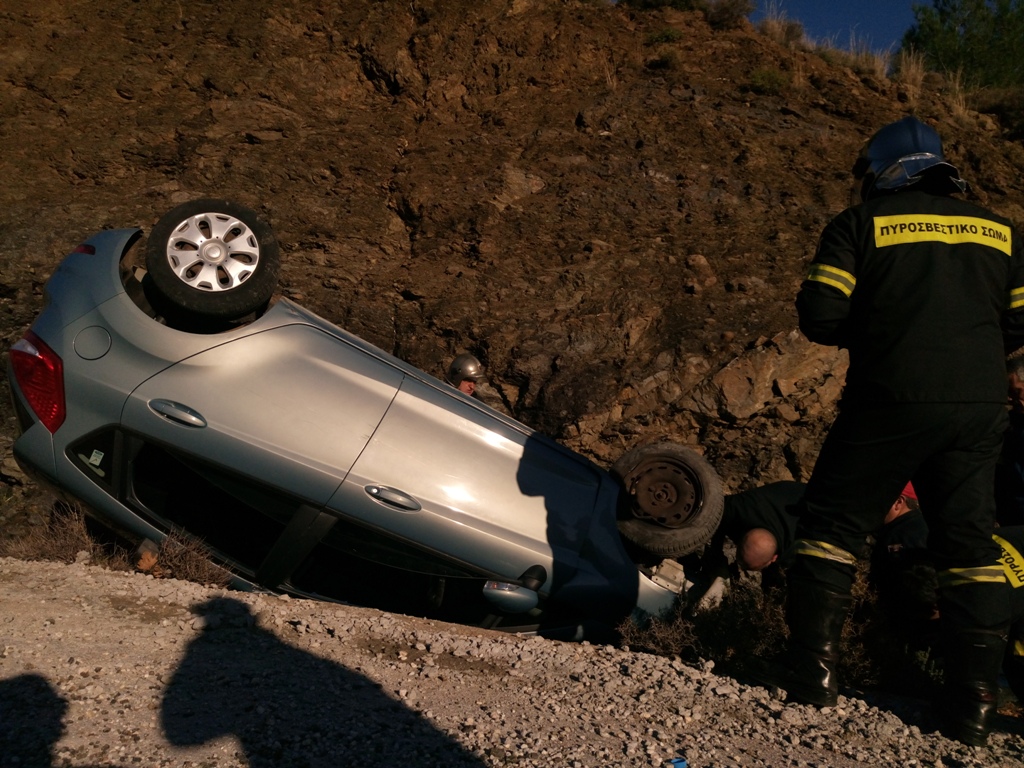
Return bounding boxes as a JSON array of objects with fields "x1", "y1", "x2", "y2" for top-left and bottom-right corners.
[
  {"x1": 789, "y1": 59, "x2": 807, "y2": 89},
  {"x1": 0, "y1": 500, "x2": 230, "y2": 589},
  {"x1": 755, "y1": 0, "x2": 806, "y2": 48},
  {"x1": 756, "y1": 3, "x2": 893, "y2": 81},
  {"x1": 148, "y1": 532, "x2": 232, "y2": 588},
  {"x1": 947, "y1": 68, "x2": 970, "y2": 118},
  {"x1": 893, "y1": 47, "x2": 926, "y2": 95},
  {"x1": 811, "y1": 33, "x2": 891, "y2": 79},
  {"x1": 0, "y1": 501, "x2": 132, "y2": 570}
]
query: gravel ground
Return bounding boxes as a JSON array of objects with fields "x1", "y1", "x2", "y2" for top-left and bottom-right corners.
[{"x1": 2, "y1": 556, "x2": 1024, "y2": 768}]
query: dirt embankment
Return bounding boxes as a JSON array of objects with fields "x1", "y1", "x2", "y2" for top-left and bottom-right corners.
[{"x1": 3, "y1": 0, "x2": 1023, "y2": 513}]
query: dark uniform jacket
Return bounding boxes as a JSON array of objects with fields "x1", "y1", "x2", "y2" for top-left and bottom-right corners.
[
  {"x1": 690, "y1": 481, "x2": 805, "y2": 590},
  {"x1": 719, "y1": 480, "x2": 805, "y2": 558},
  {"x1": 797, "y1": 190, "x2": 1024, "y2": 404}
]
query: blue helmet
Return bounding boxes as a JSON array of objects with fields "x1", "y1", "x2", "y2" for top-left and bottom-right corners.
[{"x1": 852, "y1": 116, "x2": 968, "y2": 200}]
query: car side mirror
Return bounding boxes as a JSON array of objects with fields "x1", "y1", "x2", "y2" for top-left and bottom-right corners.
[{"x1": 481, "y1": 564, "x2": 547, "y2": 614}]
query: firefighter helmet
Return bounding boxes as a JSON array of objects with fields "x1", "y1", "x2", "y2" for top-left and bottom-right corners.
[{"x1": 852, "y1": 116, "x2": 968, "y2": 201}]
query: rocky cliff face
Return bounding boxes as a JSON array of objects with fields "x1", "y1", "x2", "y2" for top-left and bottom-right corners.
[{"x1": 2, "y1": 0, "x2": 1023, "y2": 523}]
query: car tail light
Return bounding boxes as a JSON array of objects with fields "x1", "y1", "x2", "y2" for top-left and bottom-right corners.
[
  {"x1": 9, "y1": 331, "x2": 66, "y2": 433},
  {"x1": 72, "y1": 244, "x2": 96, "y2": 255}
]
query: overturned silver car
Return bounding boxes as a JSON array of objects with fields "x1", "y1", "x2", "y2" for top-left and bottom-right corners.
[{"x1": 7, "y1": 200, "x2": 724, "y2": 638}]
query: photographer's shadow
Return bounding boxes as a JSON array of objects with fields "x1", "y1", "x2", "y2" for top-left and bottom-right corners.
[
  {"x1": 0, "y1": 674, "x2": 69, "y2": 767},
  {"x1": 162, "y1": 597, "x2": 485, "y2": 767}
]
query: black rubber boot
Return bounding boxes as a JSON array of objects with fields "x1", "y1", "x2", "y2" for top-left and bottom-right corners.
[
  {"x1": 937, "y1": 629, "x2": 1007, "y2": 747},
  {"x1": 750, "y1": 579, "x2": 852, "y2": 707}
]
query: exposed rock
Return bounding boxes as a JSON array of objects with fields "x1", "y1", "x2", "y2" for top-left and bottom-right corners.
[{"x1": 679, "y1": 331, "x2": 847, "y2": 421}]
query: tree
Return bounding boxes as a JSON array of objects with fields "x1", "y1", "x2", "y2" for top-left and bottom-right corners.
[{"x1": 903, "y1": 0, "x2": 1024, "y2": 88}]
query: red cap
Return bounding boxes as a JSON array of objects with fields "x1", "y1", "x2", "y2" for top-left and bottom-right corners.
[{"x1": 901, "y1": 482, "x2": 917, "y2": 501}]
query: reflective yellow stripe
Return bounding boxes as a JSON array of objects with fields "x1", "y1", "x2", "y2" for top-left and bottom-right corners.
[
  {"x1": 1015, "y1": 638, "x2": 1024, "y2": 658},
  {"x1": 874, "y1": 214, "x2": 1012, "y2": 256},
  {"x1": 938, "y1": 564, "x2": 1007, "y2": 589},
  {"x1": 792, "y1": 538, "x2": 859, "y2": 566},
  {"x1": 806, "y1": 264, "x2": 856, "y2": 297},
  {"x1": 994, "y1": 534, "x2": 1024, "y2": 588},
  {"x1": 1010, "y1": 286, "x2": 1024, "y2": 310}
]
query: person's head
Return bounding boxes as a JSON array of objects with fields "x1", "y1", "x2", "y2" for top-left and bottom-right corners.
[
  {"x1": 738, "y1": 527, "x2": 779, "y2": 571},
  {"x1": 1008, "y1": 355, "x2": 1024, "y2": 414},
  {"x1": 884, "y1": 481, "x2": 919, "y2": 525},
  {"x1": 447, "y1": 353, "x2": 483, "y2": 395},
  {"x1": 852, "y1": 116, "x2": 968, "y2": 203}
]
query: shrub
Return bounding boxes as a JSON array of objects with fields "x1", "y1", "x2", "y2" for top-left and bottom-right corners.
[
  {"x1": 970, "y1": 85, "x2": 1024, "y2": 140},
  {"x1": 618, "y1": 575, "x2": 787, "y2": 667},
  {"x1": 646, "y1": 28, "x2": 684, "y2": 45},
  {"x1": 746, "y1": 67, "x2": 789, "y2": 96},
  {"x1": 618, "y1": 559, "x2": 936, "y2": 697},
  {"x1": 705, "y1": 0, "x2": 755, "y2": 31},
  {"x1": 646, "y1": 51, "x2": 680, "y2": 70},
  {"x1": 149, "y1": 532, "x2": 232, "y2": 588}
]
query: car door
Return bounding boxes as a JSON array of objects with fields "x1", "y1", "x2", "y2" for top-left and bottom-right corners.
[
  {"x1": 323, "y1": 375, "x2": 609, "y2": 589},
  {"x1": 120, "y1": 324, "x2": 404, "y2": 507}
]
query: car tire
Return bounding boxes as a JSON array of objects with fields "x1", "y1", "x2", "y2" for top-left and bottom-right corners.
[
  {"x1": 611, "y1": 441, "x2": 725, "y2": 558},
  {"x1": 144, "y1": 199, "x2": 280, "y2": 322}
]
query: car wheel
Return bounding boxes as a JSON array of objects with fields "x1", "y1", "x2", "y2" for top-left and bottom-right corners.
[
  {"x1": 144, "y1": 199, "x2": 280, "y2": 322},
  {"x1": 612, "y1": 441, "x2": 725, "y2": 558}
]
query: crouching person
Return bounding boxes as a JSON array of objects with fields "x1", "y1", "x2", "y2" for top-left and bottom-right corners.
[{"x1": 684, "y1": 480, "x2": 804, "y2": 611}]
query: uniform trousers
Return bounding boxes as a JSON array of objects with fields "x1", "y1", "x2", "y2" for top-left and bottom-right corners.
[{"x1": 794, "y1": 400, "x2": 1010, "y2": 632}]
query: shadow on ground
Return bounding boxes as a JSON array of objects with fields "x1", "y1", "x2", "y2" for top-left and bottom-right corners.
[{"x1": 162, "y1": 597, "x2": 487, "y2": 767}]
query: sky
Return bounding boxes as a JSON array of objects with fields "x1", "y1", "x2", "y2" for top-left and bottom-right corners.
[{"x1": 749, "y1": 1, "x2": 922, "y2": 54}]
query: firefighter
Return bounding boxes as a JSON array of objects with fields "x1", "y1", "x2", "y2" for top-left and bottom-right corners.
[
  {"x1": 446, "y1": 353, "x2": 484, "y2": 396},
  {"x1": 717, "y1": 480, "x2": 805, "y2": 572},
  {"x1": 870, "y1": 514, "x2": 1024, "y2": 715},
  {"x1": 991, "y1": 527, "x2": 1024, "y2": 706},
  {"x1": 869, "y1": 483, "x2": 939, "y2": 652},
  {"x1": 751, "y1": 116, "x2": 1024, "y2": 746},
  {"x1": 684, "y1": 480, "x2": 805, "y2": 611}
]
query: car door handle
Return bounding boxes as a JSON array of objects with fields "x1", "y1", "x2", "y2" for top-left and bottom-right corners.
[
  {"x1": 147, "y1": 399, "x2": 207, "y2": 428},
  {"x1": 364, "y1": 485, "x2": 421, "y2": 512}
]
